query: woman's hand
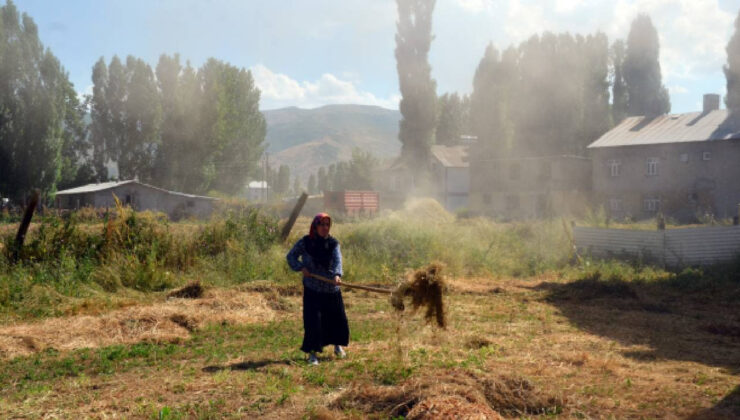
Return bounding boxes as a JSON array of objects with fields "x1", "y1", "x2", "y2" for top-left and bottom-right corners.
[
  {"x1": 301, "y1": 268, "x2": 311, "y2": 277},
  {"x1": 334, "y1": 275, "x2": 342, "y2": 285}
]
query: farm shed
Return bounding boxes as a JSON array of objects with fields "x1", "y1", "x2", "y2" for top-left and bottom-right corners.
[{"x1": 54, "y1": 180, "x2": 217, "y2": 220}]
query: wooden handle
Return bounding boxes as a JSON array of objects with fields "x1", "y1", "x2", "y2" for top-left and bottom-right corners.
[{"x1": 308, "y1": 273, "x2": 392, "y2": 294}]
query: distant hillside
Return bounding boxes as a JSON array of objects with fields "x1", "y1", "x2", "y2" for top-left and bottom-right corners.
[{"x1": 263, "y1": 105, "x2": 401, "y2": 181}]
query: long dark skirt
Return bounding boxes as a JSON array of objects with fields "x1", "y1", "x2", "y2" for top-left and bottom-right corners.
[{"x1": 301, "y1": 287, "x2": 350, "y2": 353}]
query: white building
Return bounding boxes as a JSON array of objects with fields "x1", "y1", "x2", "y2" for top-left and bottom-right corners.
[{"x1": 246, "y1": 181, "x2": 271, "y2": 202}]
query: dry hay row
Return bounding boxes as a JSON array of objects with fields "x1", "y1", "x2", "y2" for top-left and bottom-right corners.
[{"x1": 0, "y1": 288, "x2": 277, "y2": 359}]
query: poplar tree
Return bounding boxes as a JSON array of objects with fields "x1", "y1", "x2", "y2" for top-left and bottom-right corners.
[
  {"x1": 89, "y1": 55, "x2": 266, "y2": 194},
  {"x1": 435, "y1": 93, "x2": 468, "y2": 145},
  {"x1": 469, "y1": 44, "x2": 517, "y2": 156},
  {"x1": 395, "y1": 0, "x2": 437, "y2": 174},
  {"x1": 317, "y1": 167, "x2": 328, "y2": 193},
  {"x1": 276, "y1": 165, "x2": 290, "y2": 195},
  {"x1": 611, "y1": 40, "x2": 628, "y2": 124},
  {"x1": 623, "y1": 15, "x2": 670, "y2": 117},
  {"x1": 0, "y1": 0, "x2": 84, "y2": 201},
  {"x1": 724, "y1": 9, "x2": 740, "y2": 117}
]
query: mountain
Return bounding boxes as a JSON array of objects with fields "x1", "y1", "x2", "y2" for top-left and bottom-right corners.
[{"x1": 263, "y1": 104, "x2": 401, "y2": 182}]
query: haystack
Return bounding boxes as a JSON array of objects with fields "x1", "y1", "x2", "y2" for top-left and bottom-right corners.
[{"x1": 329, "y1": 369, "x2": 564, "y2": 418}]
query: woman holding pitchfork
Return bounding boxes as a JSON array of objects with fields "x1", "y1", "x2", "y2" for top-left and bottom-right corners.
[{"x1": 286, "y1": 213, "x2": 349, "y2": 365}]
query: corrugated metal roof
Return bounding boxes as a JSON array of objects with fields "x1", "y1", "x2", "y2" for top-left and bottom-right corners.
[
  {"x1": 55, "y1": 180, "x2": 217, "y2": 200},
  {"x1": 431, "y1": 145, "x2": 469, "y2": 167},
  {"x1": 55, "y1": 180, "x2": 137, "y2": 195},
  {"x1": 588, "y1": 109, "x2": 740, "y2": 148}
]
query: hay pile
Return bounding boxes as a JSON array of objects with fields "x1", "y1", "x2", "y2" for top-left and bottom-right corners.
[
  {"x1": 394, "y1": 197, "x2": 455, "y2": 224},
  {"x1": 390, "y1": 262, "x2": 447, "y2": 328},
  {"x1": 329, "y1": 369, "x2": 564, "y2": 418}
]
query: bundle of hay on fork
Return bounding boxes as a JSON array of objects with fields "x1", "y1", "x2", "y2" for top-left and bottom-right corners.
[{"x1": 310, "y1": 262, "x2": 447, "y2": 328}]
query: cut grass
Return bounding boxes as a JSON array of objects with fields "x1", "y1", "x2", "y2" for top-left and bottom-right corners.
[
  {"x1": 1, "y1": 204, "x2": 739, "y2": 417},
  {"x1": 0, "y1": 273, "x2": 737, "y2": 418}
]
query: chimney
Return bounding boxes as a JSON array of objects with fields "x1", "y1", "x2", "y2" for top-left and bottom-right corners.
[{"x1": 703, "y1": 94, "x2": 720, "y2": 113}]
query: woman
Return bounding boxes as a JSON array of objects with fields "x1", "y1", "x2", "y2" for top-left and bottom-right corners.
[{"x1": 286, "y1": 213, "x2": 349, "y2": 365}]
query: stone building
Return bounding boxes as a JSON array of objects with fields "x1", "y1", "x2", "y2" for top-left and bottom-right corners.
[
  {"x1": 469, "y1": 154, "x2": 591, "y2": 219},
  {"x1": 588, "y1": 94, "x2": 740, "y2": 222}
]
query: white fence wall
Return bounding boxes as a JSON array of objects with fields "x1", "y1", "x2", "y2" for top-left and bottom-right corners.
[{"x1": 573, "y1": 225, "x2": 740, "y2": 267}]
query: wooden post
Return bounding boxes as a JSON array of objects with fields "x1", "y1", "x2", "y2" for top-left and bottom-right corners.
[
  {"x1": 12, "y1": 189, "x2": 40, "y2": 262},
  {"x1": 280, "y1": 192, "x2": 308, "y2": 242}
]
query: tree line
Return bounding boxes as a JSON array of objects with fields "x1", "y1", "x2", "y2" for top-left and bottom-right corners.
[
  {"x1": 89, "y1": 54, "x2": 265, "y2": 195},
  {"x1": 396, "y1": 1, "x2": 740, "y2": 176},
  {"x1": 430, "y1": 14, "x2": 672, "y2": 161},
  {"x1": 0, "y1": 0, "x2": 265, "y2": 203},
  {"x1": 304, "y1": 149, "x2": 378, "y2": 194}
]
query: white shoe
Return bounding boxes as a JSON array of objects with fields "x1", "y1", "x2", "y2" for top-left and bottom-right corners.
[
  {"x1": 308, "y1": 353, "x2": 319, "y2": 365},
  {"x1": 334, "y1": 345, "x2": 346, "y2": 358}
]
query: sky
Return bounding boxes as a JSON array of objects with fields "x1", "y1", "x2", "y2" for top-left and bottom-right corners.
[{"x1": 11, "y1": 0, "x2": 740, "y2": 113}]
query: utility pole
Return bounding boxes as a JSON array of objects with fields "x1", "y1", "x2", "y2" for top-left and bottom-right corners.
[{"x1": 265, "y1": 152, "x2": 270, "y2": 202}]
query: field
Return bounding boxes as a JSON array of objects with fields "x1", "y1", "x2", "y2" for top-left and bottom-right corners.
[{"x1": 0, "y1": 200, "x2": 738, "y2": 419}]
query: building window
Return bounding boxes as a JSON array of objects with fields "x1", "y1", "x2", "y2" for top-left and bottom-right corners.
[
  {"x1": 646, "y1": 157, "x2": 658, "y2": 176},
  {"x1": 607, "y1": 159, "x2": 621, "y2": 177},
  {"x1": 509, "y1": 163, "x2": 521, "y2": 180},
  {"x1": 644, "y1": 198, "x2": 660, "y2": 212},
  {"x1": 608, "y1": 198, "x2": 622, "y2": 212},
  {"x1": 702, "y1": 151, "x2": 711, "y2": 161},
  {"x1": 680, "y1": 153, "x2": 689, "y2": 163}
]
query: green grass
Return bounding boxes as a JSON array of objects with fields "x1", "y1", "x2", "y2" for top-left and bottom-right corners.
[{"x1": 3, "y1": 199, "x2": 739, "y2": 323}]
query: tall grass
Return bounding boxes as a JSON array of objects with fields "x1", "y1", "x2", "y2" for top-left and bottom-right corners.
[
  {"x1": 0, "y1": 203, "x2": 281, "y2": 320},
  {"x1": 336, "y1": 199, "x2": 571, "y2": 282},
  {"x1": 4, "y1": 197, "x2": 732, "y2": 322}
]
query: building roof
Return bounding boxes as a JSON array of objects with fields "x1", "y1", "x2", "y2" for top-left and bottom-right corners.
[
  {"x1": 588, "y1": 109, "x2": 740, "y2": 149},
  {"x1": 431, "y1": 145, "x2": 469, "y2": 167},
  {"x1": 55, "y1": 180, "x2": 137, "y2": 194},
  {"x1": 55, "y1": 180, "x2": 217, "y2": 200}
]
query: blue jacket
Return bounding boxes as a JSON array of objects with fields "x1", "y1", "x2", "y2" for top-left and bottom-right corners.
[{"x1": 286, "y1": 237, "x2": 343, "y2": 293}]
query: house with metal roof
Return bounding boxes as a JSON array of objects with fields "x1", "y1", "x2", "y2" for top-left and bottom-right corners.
[
  {"x1": 588, "y1": 94, "x2": 740, "y2": 221},
  {"x1": 430, "y1": 144, "x2": 470, "y2": 211},
  {"x1": 54, "y1": 180, "x2": 218, "y2": 220}
]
